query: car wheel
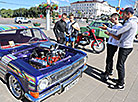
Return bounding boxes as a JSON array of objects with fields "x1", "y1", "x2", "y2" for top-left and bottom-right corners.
[
  {"x1": 28, "y1": 21, "x2": 31, "y2": 23},
  {"x1": 18, "y1": 21, "x2": 22, "y2": 24},
  {"x1": 8, "y1": 75, "x2": 24, "y2": 99}
]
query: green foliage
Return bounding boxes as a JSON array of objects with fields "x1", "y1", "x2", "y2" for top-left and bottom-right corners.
[
  {"x1": 0, "y1": 9, "x2": 13, "y2": 18},
  {"x1": 0, "y1": 6, "x2": 59, "y2": 18},
  {"x1": 77, "y1": 10, "x2": 82, "y2": 17}
]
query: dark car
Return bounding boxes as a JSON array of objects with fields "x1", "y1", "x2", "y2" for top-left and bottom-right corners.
[{"x1": 0, "y1": 24, "x2": 87, "y2": 102}]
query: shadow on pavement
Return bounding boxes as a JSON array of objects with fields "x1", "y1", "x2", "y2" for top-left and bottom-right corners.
[
  {"x1": 77, "y1": 46, "x2": 96, "y2": 53},
  {"x1": 84, "y1": 64, "x2": 114, "y2": 86},
  {"x1": 21, "y1": 98, "x2": 32, "y2": 102},
  {"x1": 0, "y1": 77, "x2": 6, "y2": 84},
  {"x1": 134, "y1": 40, "x2": 138, "y2": 42}
]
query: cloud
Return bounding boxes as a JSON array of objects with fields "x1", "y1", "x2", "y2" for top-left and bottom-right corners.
[
  {"x1": 35, "y1": 4, "x2": 39, "y2": 7},
  {"x1": 97, "y1": 0, "x2": 104, "y2": 1},
  {"x1": 124, "y1": 5, "x2": 133, "y2": 8},
  {"x1": 51, "y1": 0, "x2": 69, "y2": 4},
  {"x1": 60, "y1": 0, "x2": 69, "y2": 2},
  {"x1": 51, "y1": 0, "x2": 59, "y2": 4}
]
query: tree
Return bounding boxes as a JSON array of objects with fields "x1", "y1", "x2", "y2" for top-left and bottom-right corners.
[
  {"x1": 0, "y1": 9, "x2": 13, "y2": 18},
  {"x1": 77, "y1": 10, "x2": 82, "y2": 18},
  {"x1": 0, "y1": 4, "x2": 59, "y2": 18}
]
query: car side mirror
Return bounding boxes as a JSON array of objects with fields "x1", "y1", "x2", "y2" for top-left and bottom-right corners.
[{"x1": 86, "y1": 26, "x2": 90, "y2": 30}]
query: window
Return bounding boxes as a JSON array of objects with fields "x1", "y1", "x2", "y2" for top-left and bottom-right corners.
[
  {"x1": 91, "y1": 22, "x2": 112, "y2": 28},
  {"x1": 32, "y1": 29, "x2": 47, "y2": 40},
  {"x1": 21, "y1": 29, "x2": 32, "y2": 37}
]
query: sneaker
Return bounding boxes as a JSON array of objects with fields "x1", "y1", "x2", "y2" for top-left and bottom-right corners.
[
  {"x1": 110, "y1": 78, "x2": 118, "y2": 83},
  {"x1": 108, "y1": 84, "x2": 124, "y2": 90}
]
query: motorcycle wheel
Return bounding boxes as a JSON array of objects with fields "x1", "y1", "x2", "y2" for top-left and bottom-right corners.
[
  {"x1": 91, "y1": 39, "x2": 105, "y2": 53},
  {"x1": 134, "y1": 34, "x2": 138, "y2": 41},
  {"x1": 75, "y1": 43, "x2": 79, "y2": 48},
  {"x1": 79, "y1": 37, "x2": 90, "y2": 46}
]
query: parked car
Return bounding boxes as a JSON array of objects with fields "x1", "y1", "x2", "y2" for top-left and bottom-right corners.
[
  {"x1": 80, "y1": 20, "x2": 112, "y2": 39},
  {"x1": 0, "y1": 24, "x2": 87, "y2": 102},
  {"x1": 15, "y1": 17, "x2": 31, "y2": 24}
]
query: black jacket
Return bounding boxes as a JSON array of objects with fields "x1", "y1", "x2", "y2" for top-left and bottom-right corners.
[{"x1": 53, "y1": 19, "x2": 67, "y2": 38}]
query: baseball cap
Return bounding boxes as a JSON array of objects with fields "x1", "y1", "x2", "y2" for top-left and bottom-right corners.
[{"x1": 121, "y1": 7, "x2": 134, "y2": 14}]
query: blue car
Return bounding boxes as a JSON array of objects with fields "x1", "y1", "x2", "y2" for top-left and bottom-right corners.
[{"x1": 0, "y1": 24, "x2": 87, "y2": 102}]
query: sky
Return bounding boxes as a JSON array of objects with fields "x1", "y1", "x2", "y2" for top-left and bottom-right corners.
[{"x1": 0, "y1": 0, "x2": 136, "y2": 10}]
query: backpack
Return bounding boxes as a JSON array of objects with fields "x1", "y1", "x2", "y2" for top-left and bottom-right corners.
[{"x1": 71, "y1": 21, "x2": 79, "y2": 37}]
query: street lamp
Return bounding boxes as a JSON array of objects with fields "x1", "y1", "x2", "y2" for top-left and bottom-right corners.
[
  {"x1": 46, "y1": 0, "x2": 50, "y2": 30},
  {"x1": 116, "y1": 0, "x2": 121, "y2": 12}
]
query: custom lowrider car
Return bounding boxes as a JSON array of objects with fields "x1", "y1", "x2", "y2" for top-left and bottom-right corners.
[{"x1": 0, "y1": 24, "x2": 87, "y2": 102}]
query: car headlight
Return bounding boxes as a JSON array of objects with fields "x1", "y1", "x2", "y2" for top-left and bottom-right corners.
[{"x1": 38, "y1": 78, "x2": 49, "y2": 91}]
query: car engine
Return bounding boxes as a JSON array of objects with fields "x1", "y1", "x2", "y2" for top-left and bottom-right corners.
[{"x1": 12, "y1": 44, "x2": 66, "y2": 69}]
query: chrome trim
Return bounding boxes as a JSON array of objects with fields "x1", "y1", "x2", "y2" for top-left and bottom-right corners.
[
  {"x1": 38, "y1": 58, "x2": 84, "y2": 92},
  {"x1": 25, "y1": 65, "x2": 87, "y2": 102}
]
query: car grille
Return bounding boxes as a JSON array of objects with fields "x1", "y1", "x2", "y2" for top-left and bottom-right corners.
[{"x1": 50, "y1": 58, "x2": 84, "y2": 84}]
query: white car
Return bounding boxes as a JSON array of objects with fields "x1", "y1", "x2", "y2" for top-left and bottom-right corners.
[{"x1": 15, "y1": 17, "x2": 31, "y2": 24}]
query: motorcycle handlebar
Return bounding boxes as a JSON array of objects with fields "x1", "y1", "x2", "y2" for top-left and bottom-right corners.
[
  {"x1": 86, "y1": 26, "x2": 91, "y2": 30},
  {"x1": 86, "y1": 26, "x2": 96, "y2": 34}
]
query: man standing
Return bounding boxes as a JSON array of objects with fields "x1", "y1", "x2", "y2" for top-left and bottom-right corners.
[
  {"x1": 66, "y1": 14, "x2": 80, "y2": 48},
  {"x1": 99, "y1": 7, "x2": 138, "y2": 89},
  {"x1": 102, "y1": 13, "x2": 122, "y2": 81},
  {"x1": 53, "y1": 13, "x2": 67, "y2": 44}
]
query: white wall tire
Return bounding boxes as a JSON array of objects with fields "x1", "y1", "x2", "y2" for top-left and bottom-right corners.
[{"x1": 8, "y1": 75, "x2": 24, "y2": 100}]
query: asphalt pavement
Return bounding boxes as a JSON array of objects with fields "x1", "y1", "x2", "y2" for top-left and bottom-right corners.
[{"x1": 0, "y1": 18, "x2": 138, "y2": 102}]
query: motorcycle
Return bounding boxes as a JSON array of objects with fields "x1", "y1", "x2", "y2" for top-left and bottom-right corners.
[{"x1": 75, "y1": 26, "x2": 105, "y2": 53}]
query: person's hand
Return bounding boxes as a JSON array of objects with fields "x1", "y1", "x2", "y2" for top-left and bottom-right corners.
[
  {"x1": 58, "y1": 37, "x2": 60, "y2": 40},
  {"x1": 72, "y1": 25, "x2": 75, "y2": 28},
  {"x1": 66, "y1": 33, "x2": 70, "y2": 37},
  {"x1": 104, "y1": 31, "x2": 110, "y2": 35},
  {"x1": 98, "y1": 24, "x2": 107, "y2": 30}
]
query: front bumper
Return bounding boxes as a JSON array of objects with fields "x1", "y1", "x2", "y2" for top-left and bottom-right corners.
[{"x1": 24, "y1": 65, "x2": 87, "y2": 102}]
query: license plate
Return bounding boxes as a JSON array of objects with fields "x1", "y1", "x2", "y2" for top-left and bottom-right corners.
[{"x1": 64, "y1": 78, "x2": 79, "y2": 92}]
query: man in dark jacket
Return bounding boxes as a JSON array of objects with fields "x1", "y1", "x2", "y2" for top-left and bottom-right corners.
[{"x1": 53, "y1": 13, "x2": 67, "y2": 44}]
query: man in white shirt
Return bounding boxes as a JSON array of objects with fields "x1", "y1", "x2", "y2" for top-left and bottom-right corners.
[
  {"x1": 66, "y1": 14, "x2": 80, "y2": 48},
  {"x1": 102, "y1": 13, "x2": 122, "y2": 81}
]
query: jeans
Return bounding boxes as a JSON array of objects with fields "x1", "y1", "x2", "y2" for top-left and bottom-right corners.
[
  {"x1": 117, "y1": 47, "x2": 133, "y2": 85},
  {"x1": 66, "y1": 36, "x2": 76, "y2": 42},
  {"x1": 105, "y1": 44, "x2": 118, "y2": 75}
]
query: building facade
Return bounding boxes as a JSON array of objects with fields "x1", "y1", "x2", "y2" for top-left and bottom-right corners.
[
  {"x1": 59, "y1": 0, "x2": 116, "y2": 18},
  {"x1": 59, "y1": 6, "x2": 71, "y2": 15}
]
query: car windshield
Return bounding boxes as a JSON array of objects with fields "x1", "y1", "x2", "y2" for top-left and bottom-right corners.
[
  {"x1": 90, "y1": 22, "x2": 112, "y2": 28},
  {"x1": 0, "y1": 28, "x2": 48, "y2": 49}
]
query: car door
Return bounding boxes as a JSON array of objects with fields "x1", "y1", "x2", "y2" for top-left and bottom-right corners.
[{"x1": 0, "y1": 56, "x2": 7, "y2": 79}]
